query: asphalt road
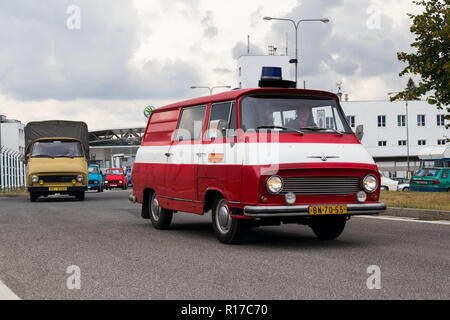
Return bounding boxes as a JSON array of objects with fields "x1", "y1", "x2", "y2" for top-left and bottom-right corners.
[{"x1": 0, "y1": 190, "x2": 449, "y2": 300}]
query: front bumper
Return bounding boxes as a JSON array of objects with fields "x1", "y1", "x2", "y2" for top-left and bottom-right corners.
[
  {"x1": 244, "y1": 203, "x2": 386, "y2": 217},
  {"x1": 28, "y1": 186, "x2": 87, "y2": 193}
]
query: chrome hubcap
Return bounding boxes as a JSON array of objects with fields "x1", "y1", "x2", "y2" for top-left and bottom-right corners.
[
  {"x1": 216, "y1": 200, "x2": 232, "y2": 234},
  {"x1": 151, "y1": 194, "x2": 161, "y2": 221}
]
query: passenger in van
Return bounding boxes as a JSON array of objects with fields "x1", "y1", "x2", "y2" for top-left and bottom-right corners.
[{"x1": 285, "y1": 108, "x2": 316, "y2": 129}]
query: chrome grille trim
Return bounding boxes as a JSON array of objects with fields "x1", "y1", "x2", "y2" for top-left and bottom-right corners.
[{"x1": 281, "y1": 177, "x2": 361, "y2": 195}]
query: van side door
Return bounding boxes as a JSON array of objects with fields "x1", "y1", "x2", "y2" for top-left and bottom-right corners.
[
  {"x1": 164, "y1": 105, "x2": 206, "y2": 203},
  {"x1": 199, "y1": 101, "x2": 242, "y2": 203}
]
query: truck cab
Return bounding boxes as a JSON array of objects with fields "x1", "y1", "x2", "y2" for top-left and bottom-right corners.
[
  {"x1": 88, "y1": 164, "x2": 104, "y2": 192},
  {"x1": 26, "y1": 137, "x2": 88, "y2": 201}
]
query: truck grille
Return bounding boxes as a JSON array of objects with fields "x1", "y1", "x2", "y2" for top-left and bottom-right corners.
[
  {"x1": 40, "y1": 175, "x2": 77, "y2": 183},
  {"x1": 282, "y1": 177, "x2": 362, "y2": 195}
]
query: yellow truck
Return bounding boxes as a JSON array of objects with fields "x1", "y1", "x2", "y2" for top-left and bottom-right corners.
[{"x1": 24, "y1": 121, "x2": 89, "y2": 202}]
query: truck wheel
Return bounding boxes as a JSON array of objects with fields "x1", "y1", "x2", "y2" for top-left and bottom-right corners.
[
  {"x1": 30, "y1": 192, "x2": 38, "y2": 202},
  {"x1": 310, "y1": 216, "x2": 346, "y2": 240},
  {"x1": 149, "y1": 192, "x2": 173, "y2": 229},
  {"x1": 212, "y1": 196, "x2": 247, "y2": 244},
  {"x1": 76, "y1": 192, "x2": 85, "y2": 201}
]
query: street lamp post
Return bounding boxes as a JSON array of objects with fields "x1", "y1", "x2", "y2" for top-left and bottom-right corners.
[
  {"x1": 190, "y1": 86, "x2": 231, "y2": 95},
  {"x1": 263, "y1": 16, "x2": 329, "y2": 88},
  {"x1": 389, "y1": 92, "x2": 411, "y2": 178}
]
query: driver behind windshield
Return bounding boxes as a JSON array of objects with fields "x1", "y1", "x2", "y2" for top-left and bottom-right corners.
[{"x1": 285, "y1": 108, "x2": 317, "y2": 129}]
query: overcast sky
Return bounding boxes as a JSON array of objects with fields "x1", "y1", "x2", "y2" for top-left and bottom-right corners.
[{"x1": 0, "y1": 0, "x2": 421, "y2": 130}]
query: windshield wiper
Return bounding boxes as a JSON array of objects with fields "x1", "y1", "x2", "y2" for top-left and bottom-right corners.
[
  {"x1": 257, "y1": 125, "x2": 304, "y2": 136},
  {"x1": 32, "y1": 154, "x2": 55, "y2": 159},
  {"x1": 300, "y1": 126, "x2": 344, "y2": 136}
]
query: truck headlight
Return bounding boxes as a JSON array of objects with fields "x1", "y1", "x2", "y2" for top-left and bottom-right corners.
[
  {"x1": 76, "y1": 174, "x2": 84, "y2": 182},
  {"x1": 31, "y1": 175, "x2": 39, "y2": 183},
  {"x1": 266, "y1": 175, "x2": 283, "y2": 194},
  {"x1": 363, "y1": 175, "x2": 377, "y2": 193}
]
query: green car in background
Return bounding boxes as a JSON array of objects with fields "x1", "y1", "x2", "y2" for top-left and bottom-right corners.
[{"x1": 410, "y1": 168, "x2": 450, "y2": 192}]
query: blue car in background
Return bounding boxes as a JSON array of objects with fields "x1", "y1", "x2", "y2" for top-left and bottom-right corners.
[{"x1": 88, "y1": 164, "x2": 104, "y2": 192}]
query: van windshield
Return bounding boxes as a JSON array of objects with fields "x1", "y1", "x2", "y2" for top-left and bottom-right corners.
[
  {"x1": 88, "y1": 166, "x2": 99, "y2": 173},
  {"x1": 106, "y1": 169, "x2": 123, "y2": 175},
  {"x1": 240, "y1": 95, "x2": 352, "y2": 133},
  {"x1": 31, "y1": 141, "x2": 83, "y2": 158},
  {"x1": 415, "y1": 169, "x2": 440, "y2": 177}
]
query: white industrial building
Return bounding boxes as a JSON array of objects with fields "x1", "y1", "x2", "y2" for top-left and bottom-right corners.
[
  {"x1": 0, "y1": 115, "x2": 25, "y2": 155},
  {"x1": 236, "y1": 54, "x2": 449, "y2": 178}
]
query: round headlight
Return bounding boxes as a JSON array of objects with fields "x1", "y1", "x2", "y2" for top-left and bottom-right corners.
[
  {"x1": 76, "y1": 174, "x2": 84, "y2": 182},
  {"x1": 31, "y1": 175, "x2": 39, "y2": 183},
  {"x1": 363, "y1": 175, "x2": 377, "y2": 193},
  {"x1": 266, "y1": 175, "x2": 283, "y2": 194}
]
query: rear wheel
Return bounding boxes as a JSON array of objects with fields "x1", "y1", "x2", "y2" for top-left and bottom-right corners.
[
  {"x1": 380, "y1": 186, "x2": 388, "y2": 191},
  {"x1": 310, "y1": 216, "x2": 346, "y2": 240},
  {"x1": 29, "y1": 192, "x2": 38, "y2": 202},
  {"x1": 212, "y1": 196, "x2": 248, "y2": 244},
  {"x1": 149, "y1": 192, "x2": 173, "y2": 229}
]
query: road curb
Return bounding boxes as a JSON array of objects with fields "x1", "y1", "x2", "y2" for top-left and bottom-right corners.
[{"x1": 384, "y1": 207, "x2": 450, "y2": 221}]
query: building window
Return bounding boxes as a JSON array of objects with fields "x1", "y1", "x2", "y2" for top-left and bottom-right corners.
[
  {"x1": 346, "y1": 115, "x2": 355, "y2": 128},
  {"x1": 378, "y1": 141, "x2": 387, "y2": 147},
  {"x1": 397, "y1": 115, "x2": 406, "y2": 127},
  {"x1": 418, "y1": 139, "x2": 426, "y2": 146},
  {"x1": 377, "y1": 115, "x2": 386, "y2": 127},
  {"x1": 398, "y1": 140, "x2": 407, "y2": 146},
  {"x1": 325, "y1": 117, "x2": 335, "y2": 129},
  {"x1": 437, "y1": 114, "x2": 445, "y2": 126},
  {"x1": 417, "y1": 114, "x2": 426, "y2": 126},
  {"x1": 238, "y1": 67, "x2": 242, "y2": 77},
  {"x1": 437, "y1": 139, "x2": 446, "y2": 145}
]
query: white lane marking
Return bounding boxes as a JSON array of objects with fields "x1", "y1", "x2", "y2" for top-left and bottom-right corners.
[
  {"x1": 0, "y1": 280, "x2": 20, "y2": 300},
  {"x1": 356, "y1": 215, "x2": 450, "y2": 226}
]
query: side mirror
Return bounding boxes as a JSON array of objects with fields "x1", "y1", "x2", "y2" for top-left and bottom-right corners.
[
  {"x1": 217, "y1": 119, "x2": 228, "y2": 137},
  {"x1": 355, "y1": 125, "x2": 364, "y2": 141}
]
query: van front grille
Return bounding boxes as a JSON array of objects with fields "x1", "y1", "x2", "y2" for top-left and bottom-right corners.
[
  {"x1": 282, "y1": 177, "x2": 362, "y2": 195},
  {"x1": 40, "y1": 175, "x2": 77, "y2": 183}
]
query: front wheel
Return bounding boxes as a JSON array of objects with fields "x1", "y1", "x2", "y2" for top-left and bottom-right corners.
[
  {"x1": 212, "y1": 196, "x2": 248, "y2": 244},
  {"x1": 310, "y1": 216, "x2": 346, "y2": 240},
  {"x1": 76, "y1": 192, "x2": 85, "y2": 201},
  {"x1": 29, "y1": 192, "x2": 38, "y2": 202},
  {"x1": 380, "y1": 186, "x2": 388, "y2": 191},
  {"x1": 149, "y1": 192, "x2": 173, "y2": 229}
]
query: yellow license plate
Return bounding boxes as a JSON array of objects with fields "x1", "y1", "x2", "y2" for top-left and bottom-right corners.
[
  {"x1": 49, "y1": 187, "x2": 67, "y2": 192},
  {"x1": 309, "y1": 205, "x2": 348, "y2": 215}
]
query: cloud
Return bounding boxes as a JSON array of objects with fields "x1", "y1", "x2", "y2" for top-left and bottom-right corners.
[
  {"x1": 202, "y1": 11, "x2": 218, "y2": 39},
  {"x1": 0, "y1": 0, "x2": 202, "y2": 101}
]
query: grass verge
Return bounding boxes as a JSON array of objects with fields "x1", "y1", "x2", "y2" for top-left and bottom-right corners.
[{"x1": 380, "y1": 190, "x2": 450, "y2": 211}]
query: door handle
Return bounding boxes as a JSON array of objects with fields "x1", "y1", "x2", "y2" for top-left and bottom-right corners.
[{"x1": 165, "y1": 153, "x2": 173, "y2": 157}]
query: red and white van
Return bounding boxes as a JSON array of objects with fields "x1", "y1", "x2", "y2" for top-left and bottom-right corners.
[{"x1": 131, "y1": 86, "x2": 386, "y2": 244}]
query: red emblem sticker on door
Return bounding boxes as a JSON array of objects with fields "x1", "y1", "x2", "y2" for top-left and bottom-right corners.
[{"x1": 208, "y1": 153, "x2": 224, "y2": 163}]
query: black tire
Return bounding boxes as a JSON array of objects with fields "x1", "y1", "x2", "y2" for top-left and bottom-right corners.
[
  {"x1": 29, "y1": 192, "x2": 38, "y2": 202},
  {"x1": 380, "y1": 186, "x2": 388, "y2": 191},
  {"x1": 310, "y1": 216, "x2": 346, "y2": 240},
  {"x1": 148, "y1": 192, "x2": 173, "y2": 229},
  {"x1": 403, "y1": 187, "x2": 409, "y2": 192},
  {"x1": 76, "y1": 192, "x2": 85, "y2": 201},
  {"x1": 212, "y1": 196, "x2": 248, "y2": 244}
]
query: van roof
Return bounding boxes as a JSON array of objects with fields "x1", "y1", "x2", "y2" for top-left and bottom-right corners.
[{"x1": 155, "y1": 88, "x2": 339, "y2": 112}]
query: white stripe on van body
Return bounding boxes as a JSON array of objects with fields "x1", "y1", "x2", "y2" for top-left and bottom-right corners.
[{"x1": 135, "y1": 143, "x2": 375, "y2": 166}]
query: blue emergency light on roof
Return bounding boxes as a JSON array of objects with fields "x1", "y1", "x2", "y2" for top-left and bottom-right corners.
[
  {"x1": 259, "y1": 66, "x2": 296, "y2": 89},
  {"x1": 261, "y1": 66, "x2": 282, "y2": 80}
]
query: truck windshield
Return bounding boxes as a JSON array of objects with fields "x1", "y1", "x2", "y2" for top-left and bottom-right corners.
[
  {"x1": 415, "y1": 169, "x2": 439, "y2": 177},
  {"x1": 31, "y1": 141, "x2": 83, "y2": 158},
  {"x1": 88, "y1": 166, "x2": 99, "y2": 173},
  {"x1": 240, "y1": 95, "x2": 352, "y2": 133},
  {"x1": 106, "y1": 169, "x2": 123, "y2": 175}
]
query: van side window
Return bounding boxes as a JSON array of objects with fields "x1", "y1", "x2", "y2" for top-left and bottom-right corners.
[
  {"x1": 442, "y1": 170, "x2": 449, "y2": 179},
  {"x1": 176, "y1": 105, "x2": 206, "y2": 141},
  {"x1": 208, "y1": 101, "x2": 236, "y2": 139}
]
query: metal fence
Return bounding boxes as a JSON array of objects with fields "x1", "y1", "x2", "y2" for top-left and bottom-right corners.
[{"x1": 0, "y1": 147, "x2": 25, "y2": 191}]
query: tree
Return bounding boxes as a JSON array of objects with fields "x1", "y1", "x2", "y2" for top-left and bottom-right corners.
[
  {"x1": 392, "y1": 0, "x2": 449, "y2": 124},
  {"x1": 405, "y1": 77, "x2": 421, "y2": 100}
]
